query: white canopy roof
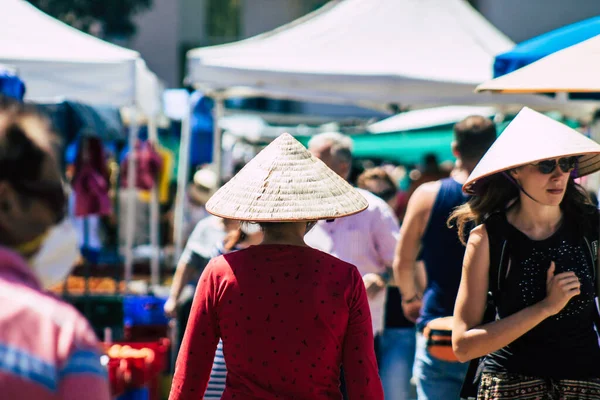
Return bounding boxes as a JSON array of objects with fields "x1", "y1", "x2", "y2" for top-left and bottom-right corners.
[
  {"x1": 476, "y1": 34, "x2": 600, "y2": 94},
  {"x1": 368, "y1": 106, "x2": 497, "y2": 133},
  {"x1": 0, "y1": 0, "x2": 160, "y2": 113},
  {"x1": 186, "y1": 0, "x2": 560, "y2": 106}
]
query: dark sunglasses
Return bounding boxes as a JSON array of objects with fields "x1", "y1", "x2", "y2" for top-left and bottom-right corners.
[
  {"x1": 373, "y1": 187, "x2": 397, "y2": 202},
  {"x1": 11, "y1": 180, "x2": 67, "y2": 222},
  {"x1": 531, "y1": 156, "x2": 579, "y2": 175}
]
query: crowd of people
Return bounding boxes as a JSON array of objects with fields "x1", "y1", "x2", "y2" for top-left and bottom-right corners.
[
  {"x1": 0, "y1": 93, "x2": 599, "y2": 400},
  {"x1": 165, "y1": 108, "x2": 600, "y2": 400}
]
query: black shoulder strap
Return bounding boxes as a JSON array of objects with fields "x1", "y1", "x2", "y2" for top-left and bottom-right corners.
[
  {"x1": 583, "y1": 235, "x2": 598, "y2": 293},
  {"x1": 485, "y1": 212, "x2": 510, "y2": 303},
  {"x1": 582, "y1": 207, "x2": 599, "y2": 296},
  {"x1": 581, "y1": 211, "x2": 600, "y2": 332}
]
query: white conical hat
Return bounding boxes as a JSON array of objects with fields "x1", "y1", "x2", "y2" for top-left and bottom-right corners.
[
  {"x1": 464, "y1": 107, "x2": 600, "y2": 195},
  {"x1": 205, "y1": 133, "x2": 368, "y2": 221}
]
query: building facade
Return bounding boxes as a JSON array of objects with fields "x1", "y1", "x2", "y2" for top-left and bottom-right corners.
[
  {"x1": 129, "y1": 0, "x2": 327, "y2": 88},
  {"x1": 473, "y1": 0, "x2": 600, "y2": 43}
]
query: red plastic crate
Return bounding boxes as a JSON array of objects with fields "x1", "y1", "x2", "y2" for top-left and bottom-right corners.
[{"x1": 106, "y1": 339, "x2": 171, "y2": 400}]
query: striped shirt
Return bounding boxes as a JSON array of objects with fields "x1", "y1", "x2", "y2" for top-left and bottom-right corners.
[
  {"x1": 204, "y1": 339, "x2": 226, "y2": 399},
  {"x1": 0, "y1": 247, "x2": 110, "y2": 399}
]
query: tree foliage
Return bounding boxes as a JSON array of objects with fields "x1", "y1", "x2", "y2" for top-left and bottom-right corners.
[
  {"x1": 206, "y1": 0, "x2": 241, "y2": 40},
  {"x1": 27, "y1": 0, "x2": 153, "y2": 38}
]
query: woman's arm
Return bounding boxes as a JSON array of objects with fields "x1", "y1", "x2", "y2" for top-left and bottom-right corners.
[
  {"x1": 452, "y1": 225, "x2": 581, "y2": 362},
  {"x1": 164, "y1": 259, "x2": 196, "y2": 317},
  {"x1": 169, "y1": 260, "x2": 221, "y2": 400},
  {"x1": 342, "y1": 267, "x2": 384, "y2": 400}
]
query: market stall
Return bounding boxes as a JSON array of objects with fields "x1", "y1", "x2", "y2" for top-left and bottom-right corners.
[
  {"x1": 0, "y1": 0, "x2": 165, "y2": 290},
  {"x1": 0, "y1": 7, "x2": 172, "y2": 398},
  {"x1": 185, "y1": 0, "x2": 550, "y2": 107},
  {"x1": 175, "y1": 0, "x2": 569, "y2": 261}
]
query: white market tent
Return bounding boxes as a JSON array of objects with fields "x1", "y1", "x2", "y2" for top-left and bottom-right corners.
[
  {"x1": 175, "y1": 0, "x2": 576, "y2": 260},
  {"x1": 476, "y1": 34, "x2": 600, "y2": 95},
  {"x1": 0, "y1": 0, "x2": 163, "y2": 286},
  {"x1": 185, "y1": 0, "x2": 568, "y2": 107},
  {"x1": 0, "y1": 0, "x2": 161, "y2": 114}
]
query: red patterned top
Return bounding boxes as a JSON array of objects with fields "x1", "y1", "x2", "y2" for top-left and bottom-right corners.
[{"x1": 169, "y1": 244, "x2": 383, "y2": 400}]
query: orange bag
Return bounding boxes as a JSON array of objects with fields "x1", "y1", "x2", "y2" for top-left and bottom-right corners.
[{"x1": 423, "y1": 316, "x2": 459, "y2": 362}]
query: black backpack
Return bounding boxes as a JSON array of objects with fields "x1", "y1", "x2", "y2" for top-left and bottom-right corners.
[{"x1": 459, "y1": 212, "x2": 600, "y2": 400}]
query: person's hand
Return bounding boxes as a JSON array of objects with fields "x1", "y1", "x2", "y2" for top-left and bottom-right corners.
[
  {"x1": 540, "y1": 261, "x2": 580, "y2": 317},
  {"x1": 163, "y1": 297, "x2": 178, "y2": 318},
  {"x1": 401, "y1": 296, "x2": 422, "y2": 323},
  {"x1": 363, "y1": 273, "x2": 386, "y2": 299}
]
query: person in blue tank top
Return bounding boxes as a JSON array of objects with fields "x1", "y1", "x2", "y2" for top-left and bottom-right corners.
[{"x1": 393, "y1": 115, "x2": 497, "y2": 400}]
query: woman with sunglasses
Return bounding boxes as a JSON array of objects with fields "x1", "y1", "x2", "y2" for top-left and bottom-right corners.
[{"x1": 449, "y1": 107, "x2": 600, "y2": 399}]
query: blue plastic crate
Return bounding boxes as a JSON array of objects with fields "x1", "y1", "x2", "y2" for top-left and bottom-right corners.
[{"x1": 123, "y1": 295, "x2": 169, "y2": 326}]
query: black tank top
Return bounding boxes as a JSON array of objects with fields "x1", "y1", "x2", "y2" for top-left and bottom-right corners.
[{"x1": 483, "y1": 212, "x2": 600, "y2": 379}]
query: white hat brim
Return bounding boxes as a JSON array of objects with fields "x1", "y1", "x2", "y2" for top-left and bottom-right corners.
[
  {"x1": 464, "y1": 107, "x2": 600, "y2": 194},
  {"x1": 206, "y1": 133, "x2": 368, "y2": 221}
]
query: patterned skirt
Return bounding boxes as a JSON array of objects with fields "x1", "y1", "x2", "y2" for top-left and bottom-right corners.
[{"x1": 477, "y1": 372, "x2": 600, "y2": 400}]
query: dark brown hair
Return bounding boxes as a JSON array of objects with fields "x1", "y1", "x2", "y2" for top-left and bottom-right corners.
[
  {"x1": 448, "y1": 173, "x2": 596, "y2": 245},
  {"x1": 454, "y1": 116, "x2": 497, "y2": 163},
  {"x1": 0, "y1": 95, "x2": 57, "y2": 184}
]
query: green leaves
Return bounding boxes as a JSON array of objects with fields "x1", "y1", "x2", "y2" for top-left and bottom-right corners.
[{"x1": 27, "y1": 0, "x2": 152, "y2": 38}]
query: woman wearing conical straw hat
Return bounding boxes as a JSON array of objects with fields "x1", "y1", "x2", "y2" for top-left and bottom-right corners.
[
  {"x1": 449, "y1": 107, "x2": 600, "y2": 399},
  {"x1": 169, "y1": 133, "x2": 384, "y2": 400}
]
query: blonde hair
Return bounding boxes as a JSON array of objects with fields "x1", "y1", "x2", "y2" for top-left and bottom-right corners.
[{"x1": 356, "y1": 167, "x2": 396, "y2": 190}]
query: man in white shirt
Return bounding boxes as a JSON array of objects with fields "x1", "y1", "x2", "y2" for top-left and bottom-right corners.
[{"x1": 305, "y1": 132, "x2": 400, "y2": 336}]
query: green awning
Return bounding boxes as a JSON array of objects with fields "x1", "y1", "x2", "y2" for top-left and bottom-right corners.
[
  {"x1": 296, "y1": 128, "x2": 455, "y2": 165},
  {"x1": 296, "y1": 121, "x2": 522, "y2": 165},
  {"x1": 351, "y1": 128, "x2": 456, "y2": 164}
]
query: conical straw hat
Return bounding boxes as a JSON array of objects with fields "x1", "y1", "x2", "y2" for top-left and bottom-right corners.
[
  {"x1": 205, "y1": 133, "x2": 368, "y2": 221},
  {"x1": 464, "y1": 107, "x2": 600, "y2": 195}
]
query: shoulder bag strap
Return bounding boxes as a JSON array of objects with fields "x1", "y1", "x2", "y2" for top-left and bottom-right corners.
[{"x1": 583, "y1": 232, "x2": 600, "y2": 331}]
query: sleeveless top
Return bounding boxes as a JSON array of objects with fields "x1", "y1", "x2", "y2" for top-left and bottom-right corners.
[
  {"x1": 419, "y1": 178, "x2": 470, "y2": 330},
  {"x1": 483, "y1": 212, "x2": 600, "y2": 379}
]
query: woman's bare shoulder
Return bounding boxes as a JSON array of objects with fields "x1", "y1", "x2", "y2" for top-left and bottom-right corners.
[{"x1": 469, "y1": 224, "x2": 489, "y2": 244}]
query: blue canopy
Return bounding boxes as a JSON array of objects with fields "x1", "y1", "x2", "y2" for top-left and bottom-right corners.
[
  {"x1": 494, "y1": 16, "x2": 600, "y2": 78},
  {"x1": 0, "y1": 65, "x2": 25, "y2": 101}
]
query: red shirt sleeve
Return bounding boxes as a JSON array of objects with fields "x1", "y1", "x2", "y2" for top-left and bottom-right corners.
[
  {"x1": 169, "y1": 259, "x2": 221, "y2": 400},
  {"x1": 342, "y1": 267, "x2": 384, "y2": 400}
]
